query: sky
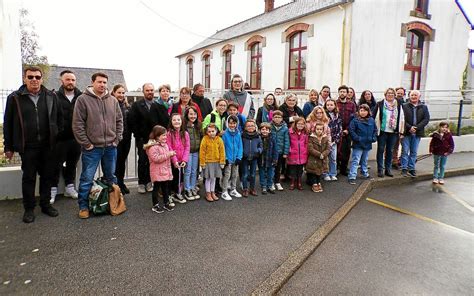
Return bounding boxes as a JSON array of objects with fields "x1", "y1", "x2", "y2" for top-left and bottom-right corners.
[{"x1": 19, "y1": 0, "x2": 291, "y2": 90}]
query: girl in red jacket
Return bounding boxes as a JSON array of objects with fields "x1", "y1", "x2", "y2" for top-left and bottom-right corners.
[
  {"x1": 287, "y1": 117, "x2": 309, "y2": 190},
  {"x1": 429, "y1": 121, "x2": 454, "y2": 185}
]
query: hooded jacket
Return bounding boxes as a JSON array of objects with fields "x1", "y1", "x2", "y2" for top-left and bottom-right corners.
[
  {"x1": 72, "y1": 87, "x2": 123, "y2": 148},
  {"x1": 429, "y1": 131, "x2": 454, "y2": 155},
  {"x1": 287, "y1": 128, "x2": 309, "y2": 165},
  {"x1": 271, "y1": 122, "x2": 290, "y2": 155},
  {"x1": 144, "y1": 140, "x2": 177, "y2": 182},
  {"x1": 241, "y1": 130, "x2": 263, "y2": 160},
  {"x1": 349, "y1": 116, "x2": 377, "y2": 150},
  {"x1": 202, "y1": 109, "x2": 225, "y2": 132},
  {"x1": 56, "y1": 86, "x2": 82, "y2": 141},
  {"x1": 306, "y1": 134, "x2": 331, "y2": 175},
  {"x1": 199, "y1": 135, "x2": 226, "y2": 166},
  {"x1": 222, "y1": 123, "x2": 243, "y2": 163}
]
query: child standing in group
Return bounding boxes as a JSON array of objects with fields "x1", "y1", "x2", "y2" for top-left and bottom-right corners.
[
  {"x1": 429, "y1": 121, "x2": 455, "y2": 185},
  {"x1": 287, "y1": 117, "x2": 309, "y2": 190},
  {"x1": 145, "y1": 125, "x2": 177, "y2": 213},
  {"x1": 348, "y1": 104, "x2": 377, "y2": 184},
  {"x1": 200, "y1": 124, "x2": 226, "y2": 202},
  {"x1": 221, "y1": 115, "x2": 243, "y2": 201},
  {"x1": 271, "y1": 110, "x2": 290, "y2": 191},
  {"x1": 241, "y1": 119, "x2": 263, "y2": 197},
  {"x1": 258, "y1": 122, "x2": 279, "y2": 194},
  {"x1": 183, "y1": 106, "x2": 202, "y2": 200},
  {"x1": 306, "y1": 123, "x2": 331, "y2": 192},
  {"x1": 324, "y1": 99, "x2": 343, "y2": 181},
  {"x1": 167, "y1": 113, "x2": 190, "y2": 204},
  {"x1": 225, "y1": 102, "x2": 246, "y2": 132}
]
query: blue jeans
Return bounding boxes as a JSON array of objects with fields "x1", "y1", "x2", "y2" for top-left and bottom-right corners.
[
  {"x1": 401, "y1": 135, "x2": 421, "y2": 171},
  {"x1": 78, "y1": 146, "x2": 117, "y2": 210},
  {"x1": 433, "y1": 155, "x2": 448, "y2": 179},
  {"x1": 349, "y1": 148, "x2": 369, "y2": 180},
  {"x1": 184, "y1": 152, "x2": 199, "y2": 191},
  {"x1": 328, "y1": 143, "x2": 338, "y2": 177},
  {"x1": 242, "y1": 158, "x2": 257, "y2": 189},
  {"x1": 376, "y1": 131, "x2": 397, "y2": 171},
  {"x1": 259, "y1": 165, "x2": 275, "y2": 189}
]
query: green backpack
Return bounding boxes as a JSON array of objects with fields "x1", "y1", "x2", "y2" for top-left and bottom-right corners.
[{"x1": 88, "y1": 179, "x2": 110, "y2": 215}]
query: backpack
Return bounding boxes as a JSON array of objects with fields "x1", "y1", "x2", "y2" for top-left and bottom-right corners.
[{"x1": 88, "y1": 179, "x2": 110, "y2": 215}]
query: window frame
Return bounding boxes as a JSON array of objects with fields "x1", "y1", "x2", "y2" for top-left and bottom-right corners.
[
  {"x1": 186, "y1": 59, "x2": 194, "y2": 88},
  {"x1": 203, "y1": 55, "x2": 211, "y2": 89},
  {"x1": 288, "y1": 31, "x2": 307, "y2": 90},
  {"x1": 404, "y1": 30, "x2": 425, "y2": 90},
  {"x1": 249, "y1": 42, "x2": 262, "y2": 90},
  {"x1": 224, "y1": 50, "x2": 232, "y2": 90}
]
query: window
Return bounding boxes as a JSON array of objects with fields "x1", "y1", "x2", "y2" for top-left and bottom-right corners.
[
  {"x1": 403, "y1": 30, "x2": 425, "y2": 90},
  {"x1": 250, "y1": 42, "x2": 262, "y2": 89},
  {"x1": 415, "y1": 0, "x2": 429, "y2": 14},
  {"x1": 186, "y1": 59, "x2": 193, "y2": 88},
  {"x1": 288, "y1": 31, "x2": 307, "y2": 90},
  {"x1": 203, "y1": 55, "x2": 210, "y2": 89},
  {"x1": 224, "y1": 50, "x2": 232, "y2": 89}
]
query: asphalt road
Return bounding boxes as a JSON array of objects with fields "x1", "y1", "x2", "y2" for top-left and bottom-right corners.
[{"x1": 280, "y1": 175, "x2": 474, "y2": 295}]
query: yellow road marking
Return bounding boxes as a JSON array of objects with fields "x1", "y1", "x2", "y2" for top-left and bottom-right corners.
[
  {"x1": 366, "y1": 198, "x2": 474, "y2": 237},
  {"x1": 439, "y1": 187, "x2": 474, "y2": 213}
]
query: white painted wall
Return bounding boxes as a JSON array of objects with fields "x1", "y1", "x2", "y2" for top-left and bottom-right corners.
[{"x1": 0, "y1": 0, "x2": 22, "y2": 91}]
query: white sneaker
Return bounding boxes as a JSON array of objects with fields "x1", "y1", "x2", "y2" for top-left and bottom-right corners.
[
  {"x1": 221, "y1": 191, "x2": 232, "y2": 201},
  {"x1": 275, "y1": 183, "x2": 284, "y2": 191},
  {"x1": 138, "y1": 184, "x2": 146, "y2": 194},
  {"x1": 229, "y1": 189, "x2": 242, "y2": 198},
  {"x1": 323, "y1": 176, "x2": 331, "y2": 181},
  {"x1": 330, "y1": 176, "x2": 338, "y2": 181},
  {"x1": 64, "y1": 185, "x2": 78, "y2": 199},
  {"x1": 269, "y1": 185, "x2": 276, "y2": 191},
  {"x1": 50, "y1": 187, "x2": 58, "y2": 204},
  {"x1": 192, "y1": 189, "x2": 200, "y2": 199},
  {"x1": 146, "y1": 182, "x2": 153, "y2": 192}
]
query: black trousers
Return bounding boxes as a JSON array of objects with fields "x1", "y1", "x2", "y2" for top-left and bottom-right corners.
[
  {"x1": 19, "y1": 146, "x2": 54, "y2": 210},
  {"x1": 287, "y1": 164, "x2": 304, "y2": 179},
  {"x1": 307, "y1": 173, "x2": 321, "y2": 185},
  {"x1": 273, "y1": 154, "x2": 287, "y2": 183},
  {"x1": 337, "y1": 134, "x2": 352, "y2": 174},
  {"x1": 153, "y1": 180, "x2": 170, "y2": 206},
  {"x1": 136, "y1": 138, "x2": 151, "y2": 185},
  {"x1": 51, "y1": 139, "x2": 81, "y2": 186},
  {"x1": 116, "y1": 137, "x2": 131, "y2": 186}
]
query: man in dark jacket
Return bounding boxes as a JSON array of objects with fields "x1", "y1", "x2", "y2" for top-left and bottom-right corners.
[
  {"x1": 336, "y1": 85, "x2": 357, "y2": 176},
  {"x1": 3, "y1": 66, "x2": 63, "y2": 223},
  {"x1": 191, "y1": 83, "x2": 213, "y2": 119},
  {"x1": 401, "y1": 90, "x2": 430, "y2": 177},
  {"x1": 49, "y1": 70, "x2": 82, "y2": 204}
]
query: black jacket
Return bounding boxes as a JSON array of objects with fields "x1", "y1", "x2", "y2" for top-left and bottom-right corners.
[
  {"x1": 3, "y1": 85, "x2": 63, "y2": 153},
  {"x1": 191, "y1": 94, "x2": 213, "y2": 119},
  {"x1": 279, "y1": 103, "x2": 304, "y2": 126},
  {"x1": 119, "y1": 101, "x2": 132, "y2": 141},
  {"x1": 402, "y1": 102, "x2": 430, "y2": 137},
  {"x1": 150, "y1": 101, "x2": 170, "y2": 131},
  {"x1": 129, "y1": 99, "x2": 156, "y2": 141},
  {"x1": 56, "y1": 86, "x2": 82, "y2": 141},
  {"x1": 373, "y1": 100, "x2": 404, "y2": 133}
]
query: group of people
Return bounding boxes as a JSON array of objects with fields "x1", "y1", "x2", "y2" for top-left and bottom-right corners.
[{"x1": 3, "y1": 69, "x2": 455, "y2": 222}]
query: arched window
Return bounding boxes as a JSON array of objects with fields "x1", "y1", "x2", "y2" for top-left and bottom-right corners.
[
  {"x1": 224, "y1": 50, "x2": 232, "y2": 89},
  {"x1": 415, "y1": 0, "x2": 429, "y2": 14},
  {"x1": 404, "y1": 30, "x2": 425, "y2": 90},
  {"x1": 186, "y1": 59, "x2": 193, "y2": 88},
  {"x1": 203, "y1": 55, "x2": 210, "y2": 89},
  {"x1": 250, "y1": 42, "x2": 262, "y2": 89},
  {"x1": 288, "y1": 31, "x2": 307, "y2": 90}
]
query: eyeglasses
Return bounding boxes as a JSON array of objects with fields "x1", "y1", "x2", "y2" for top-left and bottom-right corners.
[
  {"x1": 233, "y1": 80, "x2": 242, "y2": 83},
  {"x1": 27, "y1": 75, "x2": 42, "y2": 80}
]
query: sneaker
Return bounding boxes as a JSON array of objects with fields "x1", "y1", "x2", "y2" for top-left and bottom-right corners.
[
  {"x1": 79, "y1": 209, "x2": 89, "y2": 219},
  {"x1": 408, "y1": 170, "x2": 416, "y2": 177},
  {"x1": 146, "y1": 182, "x2": 153, "y2": 192},
  {"x1": 349, "y1": 179, "x2": 356, "y2": 185},
  {"x1": 330, "y1": 176, "x2": 338, "y2": 181},
  {"x1": 192, "y1": 189, "x2": 200, "y2": 199},
  {"x1": 323, "y1": 176, "x2": 331, "y2": 181},
  {"x1": 138, "y1": 184, "x2": 146, "y2": 194},
  {"x1": 41, "y1": 205, "x2": 59, "y2": 217},
  {"x1": 438, "y1": 179, "x2": 445, "y2": 185},
  {"x1": 50, "y1": 187, "x2": 58, "y2": 204},
  {"x1": 172, "y1": 193, "x2": 187, "y2": 204},
  {"x1": 363, "y1": 174, "x2": 371, "y2": 179},
  {"x1": 311, "y1": 184, "x2": 319, "y2": 193},
  {"x1": 64, "y1": 184, "x2": 78, "y2": 199},
  {"x1": 163, "y1": 204, "x2": 174, "y2": 211},
  {"x1": 152, "y1": 204, "x2": 164, "y2": 214},
  {"x1": 221, "y1": 191, "x2": 232, "y2": 201},
  {"x1": 184, "y1": 190, "x2": 195, "y2": 201},
  {"x1": 23, "y1": 209, "x2": 35, "y2": 223},
  {"x1": 401, "y1": 169, "x2": 408, "y2": 177},
  {"x1": 432, "y1": 178, "x2": 439, "y2": 184},
  {"x1": 316, "y1": 184, "x2": 323, "y2": 192},
  {"x1": 269, "y1": 185, "x2": 276, "y2": 191},
  {"x1": 261, "y1": 189, "x2": 268, "y2": 195},
  {"x1": 167, "y1": 197, "x2": 175, "y2": 208},
  {"x1": 275, "y1": 183, "x2": 284, "y2": 191},
  {"x1": 229, "y1": 189, "x2": 242, "y2": 198}
]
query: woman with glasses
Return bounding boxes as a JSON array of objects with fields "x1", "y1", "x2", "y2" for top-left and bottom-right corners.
[{"x1": 223, "y1": 74, "x2": 256, "y2": 119}]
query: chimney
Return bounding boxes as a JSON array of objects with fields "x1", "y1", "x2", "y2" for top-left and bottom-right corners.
[{"x1": 264, "y1": 0, "x2": 274, "y2": 13}]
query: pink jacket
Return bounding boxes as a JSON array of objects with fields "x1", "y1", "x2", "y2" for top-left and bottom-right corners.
[
  {"x1": 167, "y1": 130, "x2": 190, "y2": 163},
  {"x1": 145, "y1": 141, "x2": 177, "y2": 182},
  {"x1": 287, "y1": 129, "x2": 308, "y2": 165}
]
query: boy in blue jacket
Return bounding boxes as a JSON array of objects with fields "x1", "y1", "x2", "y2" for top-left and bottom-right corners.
[
  {"x1": 270, "y1": 110, "x2": 290, "y2": 191},
  {"x1": 221, "y1": 115, "x2": 243, "y2": 200},
  {"x1": 259, "y1": 122, "x2": 279, "y2": 194},
  {"x1": 241, "y1": 119, "x2": 263, "y2": 197}
]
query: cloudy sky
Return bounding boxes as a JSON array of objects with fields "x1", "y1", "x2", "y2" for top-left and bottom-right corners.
[{"x1": 19, "y1": 0, "x2": 290, "y2": 90}]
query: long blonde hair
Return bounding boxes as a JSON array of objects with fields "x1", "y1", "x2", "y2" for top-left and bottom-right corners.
[{"x1": 307, "y1": 106, "x2": 329, "y2": 124}]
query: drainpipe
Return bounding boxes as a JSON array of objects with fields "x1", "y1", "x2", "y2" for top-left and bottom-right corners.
[
  {"x1": 338, "y1": 3, "x2": 352, "y2": 85},
  {"x1": 339, "y1": 5, "x2": 346, "y2": 85}
]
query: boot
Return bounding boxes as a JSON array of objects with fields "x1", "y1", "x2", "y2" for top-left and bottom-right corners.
[
  {"x1": 289, "y1": 178, "x2": 295, "y2": 190},
  {"x1": 297, "y1": 177, "x2": 303, "y2": 190},
  {"x1": 205, "y1": 192, "x2": 214, "y2": 202}
]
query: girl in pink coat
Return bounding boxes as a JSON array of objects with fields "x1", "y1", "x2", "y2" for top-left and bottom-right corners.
[
  {"x1": 287, "y1": 117, "x2": 309, "y2": 190},
  {"x1": 145, "y1": 125, "x2": 178, "y2": 213}
]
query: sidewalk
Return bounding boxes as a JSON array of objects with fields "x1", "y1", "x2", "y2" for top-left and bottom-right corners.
[{"x1": 0, "y1": 152, "x2": 473, "y2": 295}]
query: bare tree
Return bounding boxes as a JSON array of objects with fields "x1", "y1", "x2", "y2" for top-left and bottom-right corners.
[{"x1": 20, "y1": 8, "x2": 48, "y2": 65}]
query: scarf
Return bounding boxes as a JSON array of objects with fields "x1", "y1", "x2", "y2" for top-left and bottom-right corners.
[{"x1": 382, "y1": 99, "x2": 398, "y2": 131}]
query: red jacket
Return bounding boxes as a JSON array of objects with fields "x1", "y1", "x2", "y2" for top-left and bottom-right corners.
[
  {"x1": 336, "y1": 99, "x2": 357, "y2": 131},
  {"x1": 429, "y1": 131, "x2": 454, "y2": 155}
]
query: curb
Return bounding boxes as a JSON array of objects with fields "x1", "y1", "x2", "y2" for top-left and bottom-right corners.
[{"x1": 250, "y1": 167, "x2": 474, "y2": 295}]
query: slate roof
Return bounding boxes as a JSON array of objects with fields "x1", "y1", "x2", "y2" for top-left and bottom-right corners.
[
  {"x1": 44, "y1": 65, "x2": 127, "y2": 92},
  {"x1": 177, "y1": 0, "x2": 350, "y2": 57}
]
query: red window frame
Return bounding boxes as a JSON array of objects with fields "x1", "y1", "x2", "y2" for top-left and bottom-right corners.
[
  {"x1": 288, "y1": 31, "x2": 307, "y2": 90},
  {"x1": 186, "y1": 59, "x2": 193, "y2": 88},
  {"x1": 250, "y1": 42, "x2": 262, "y2": 90},
  {"x1": 415, "y1": 0, "x2": 429, "y2": 14},
  {"x1": 203, "y1": 55, "x2": 210, "y2": 89},
  {"x1": 404, "y1": 30, "x2": 425, "y2": 90},
  {"x1": 224, "y1": 50, "x2": 232, "y2": 89}
]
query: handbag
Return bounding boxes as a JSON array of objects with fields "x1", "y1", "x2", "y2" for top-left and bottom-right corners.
[{"x1": 109, "y1": 184, "x2": 127, "y2": 216}]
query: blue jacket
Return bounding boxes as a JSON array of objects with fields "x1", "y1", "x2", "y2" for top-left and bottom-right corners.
[
  {"x1": 303, "y1": 101, "x2": 317, "y2": 118},
  {"x1": 271, "y1": 122, "x2": 290, "y2": 155},
  {"x1": 259, "y1": 134, "x2": 279, "y2": 168},
  {"x1": 241, "y1": 131, "x2": 263, "y2": 160},
  {"x1": 222, "y1": 128, "x2": 243, "y2": 163},
  {"x1": 349, "y1": 116, "x2": 377, "y2": 151}
]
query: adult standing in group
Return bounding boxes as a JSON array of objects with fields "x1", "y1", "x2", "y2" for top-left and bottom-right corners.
[
  {"x1": 73, "y1": 72, "x2": 123, "y2": 219},
  {"x1": 129, "y1": 83, "x2": 163, "y2": 193},
  {"x1": 3, "y1": 66, "x2": 63, "y2": 223},
  {"x1": 336, "y1": 85, "x2": 357, "y2": 176},
  {"x1": 112, "y1": 84, "x2": 132, "y2": 194},
  {"x1": 318, "y1": 85, "x2": 331, "y2": 106},
  {"x1": 256, "y1": 93, "x2": 278, "y2": 127},
  {"x1": 49, "y1": 70, "x2": 82, "y2": 204},
  {"x1": 171, "y1": 87, "x2": 203, "y2": 121},
  {"x1": 392, "y1": 86, "x2": 407, "y2": 169},
  {"x1": 191, "y1": 83, "x2": 213, "y2": 119},
  {"x1": 401, "y1": 90, "x2": 430, "y2": 177},
  {"x1": 223, "y1": 74, "x2": 255, "y2": 119},
  {"x1": 373, "y1": 88, "x2": 405, "y2": 178},
  {"x1": 358, "y1": 90, "x2": 377, "y2": 117},
  {"x1": 347, "y1": 87, "x2": 356, "y2": 102},
  {"x1": 279, "y1": 93, "x2": 304, "y2": 126},
  {"x1": 155, "y1": 84, "x2": 174, "y2": 114}
]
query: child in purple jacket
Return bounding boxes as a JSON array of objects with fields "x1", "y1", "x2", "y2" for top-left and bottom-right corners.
[{"x1": 429, "y1": 121, "x2": 454, "y2": 185}]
